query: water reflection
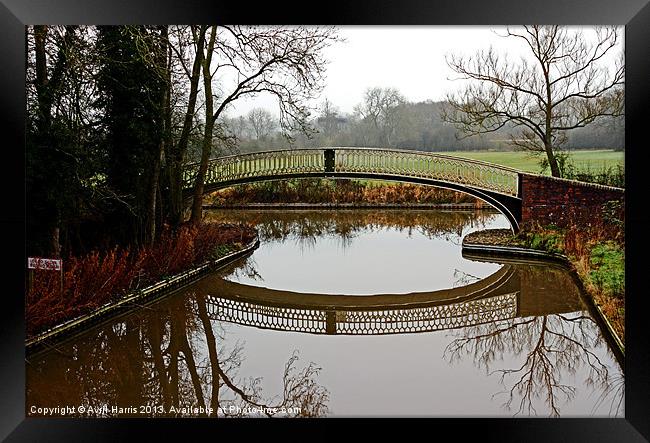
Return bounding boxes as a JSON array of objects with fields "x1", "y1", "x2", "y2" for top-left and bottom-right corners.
[
  {"x1": 195, "y1": 261, "x2": 581, "y2": 336},
  {"x1": 26, "y1": 210, "x2": 624, "y2": 417},
  {"x1": 205, "y1": 208, "x2": 501, "y2": 248},
  {"x1": 211, "y1": 209, "x2": 510, "y2": 295},
  {"x1": 444, "y1": 313, "x2": 616, "y2": 417},
  {"x1": 27, "y1": 292, "x2": 329, "y2": 417}
]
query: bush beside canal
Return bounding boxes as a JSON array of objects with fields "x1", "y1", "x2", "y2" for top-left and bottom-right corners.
[
  {"x1": 26, "y1": 223, "x2": 257, "y2": 338},
  {"x1": 206, "y1": 178, "x2": 484, "y2": 207}
]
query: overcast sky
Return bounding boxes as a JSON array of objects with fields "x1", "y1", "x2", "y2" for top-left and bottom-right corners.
[{"x1": 227, "y1": 26, "x2": 624, "y2": 118}]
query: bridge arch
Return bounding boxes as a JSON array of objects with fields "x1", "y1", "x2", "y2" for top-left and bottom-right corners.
[{"x1": 183, "y1": 148, "x2": 523, "y2": 232}]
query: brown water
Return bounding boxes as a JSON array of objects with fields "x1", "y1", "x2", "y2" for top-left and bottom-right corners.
[{"x1": 26, "y1": 210, "x2": 624, "y2": 418}]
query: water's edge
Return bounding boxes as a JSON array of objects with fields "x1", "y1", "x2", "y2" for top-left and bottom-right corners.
[
  {"x1": 204, "y1": 203, "x2": 493, "y2": 210},
  {"x1": 462, "y1": 240, "x2": 625, "y2": 369}
]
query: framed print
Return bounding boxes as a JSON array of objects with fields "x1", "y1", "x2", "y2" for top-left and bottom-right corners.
[{"x1": 2, "y1": 0, "x2": 649, "y2": 440}]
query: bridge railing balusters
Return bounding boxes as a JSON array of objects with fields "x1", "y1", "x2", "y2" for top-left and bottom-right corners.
[{"x1": 184, "y1": 147, "x2": 519, "y2": 197}]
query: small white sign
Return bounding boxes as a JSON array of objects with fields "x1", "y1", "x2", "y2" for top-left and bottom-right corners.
[{"x1": 27, "y1": 257, "x2": 62, "y2": 271}]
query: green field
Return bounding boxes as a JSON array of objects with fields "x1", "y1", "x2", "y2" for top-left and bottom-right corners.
[{"x1": 436, "y1": 149, "x2": 624, "y2": 174}]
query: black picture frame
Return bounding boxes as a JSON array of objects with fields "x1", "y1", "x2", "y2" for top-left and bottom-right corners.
[{"x1": 2, "y1": 0, "x2": 648, "y2": 440}]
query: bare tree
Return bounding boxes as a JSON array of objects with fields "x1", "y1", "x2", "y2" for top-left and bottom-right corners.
[
  {"x1": 316, "y1": 98, "x2": 342, "y2": 140},
  {"x1": 208, "y1": 26, "x2": 339, "y2": 134},
  {"x1": 223, "y1": 115, "x2": 250, "y2": 140},
  {"x1": 354, "y1": 87, "x2": 406, "y2": 146},
  {"x1": 189, "y1": 26, "x2": 218, "y2": 225},
  {"x1": 165, "y1": 25, "x2": 208, "y2": 227},
  {"x1": 442, "y1": 26, "x2": 624, "y2": 177},
  {"x1": 186, "y1": 26, "x2": 340, "y2": 223},
  {"x1": 247, "y1": 108, "x2": 277, "y2": 141}
]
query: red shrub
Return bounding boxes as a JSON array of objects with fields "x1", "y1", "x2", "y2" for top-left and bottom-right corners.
[{"x1": 26, "y1": 223, "x2": 256, "y2": 337}]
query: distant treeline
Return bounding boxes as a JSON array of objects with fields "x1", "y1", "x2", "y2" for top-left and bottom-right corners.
[{"x1": 215, "y1": 89, "x2": 624, "y2": 156}]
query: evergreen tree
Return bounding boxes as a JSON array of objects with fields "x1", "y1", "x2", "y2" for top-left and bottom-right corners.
[{"x1": 94, "y1": 26, "x2": 166, "y2": 247}]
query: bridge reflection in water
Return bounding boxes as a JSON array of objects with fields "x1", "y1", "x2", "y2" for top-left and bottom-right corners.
[
  {"x1": 208, "y1": 292, "x2": 518, "y2": 335},
  {"x1": 26, "y1": 211, "x2": 622, "y2": 418},
  {"x1": 195, "y1": 258, "x2": 582, "y2": 336}
]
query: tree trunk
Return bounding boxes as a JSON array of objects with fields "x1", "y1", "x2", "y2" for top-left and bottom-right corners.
[
  {"x1": 146, "y1": 144, "x2": 163, "y2": 246},
  {"x1": 178, "y1": 328, "x2": 207, "y2": 415},
  {"x1": 190, "y1": 26, "x2": 216, "y2": 225},
  {"x1": 544, "y1": 142, "x2": 561, "y2": 177},
  {"x1": 168, "y1": 320, "x2": 180, "y2": 410},
  {"x1": 189, "y1": 120, "x2": 213, "y2": 225},
  {"x1": 144, "y1": 26, "x2": 169, "y2": 246},
  {"x1": 32, "y1": 25, "x2": 61, "y2": 256},
  {"x1": 167, "y1": 25, "x2": 207, "y2": 227},
  {"x1": 159, "y1": 33, "x2": 173, "y2": 236},
  {"x1": 543, "y1": 63, "x2": 561, "y2": 178},
  {"x1": 148, "y1": 315, "x2": 171, "y2": 411},
  {"x1": 25, "y1": 27, "x2": 29, "y2": 74},
  {"x1": 33, "y1": 25, "x2": 49, "y2": 131},
  {"x1": 50, "y1": 227, "x2": 61, "y2": 258}
]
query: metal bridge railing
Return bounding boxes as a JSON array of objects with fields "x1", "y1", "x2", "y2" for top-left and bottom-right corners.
[
  {"x1": 205, "y1": 292, "x2": 518, "y2": 335},
  {"x1": 183, "y1": 148, "x2": 520, "y2": 197},
  {"x1": 334, "y1": 292, "x2": 518, "y2": 334},
  {"x1": 333, "y1": 148, "x2": 519, "y2": 196}
]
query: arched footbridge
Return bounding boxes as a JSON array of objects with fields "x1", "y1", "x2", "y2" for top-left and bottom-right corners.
[{"x1": 183, "y1": 148, "x2": 625, "y2": 233}]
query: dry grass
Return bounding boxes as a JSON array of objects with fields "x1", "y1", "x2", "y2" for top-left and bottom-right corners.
[
  {"x1": 591, "y1": 293, "x2": 625, "y2": 344},
  {"x1": 207, "y1": 179, "x2": 481, "y2": 206}
]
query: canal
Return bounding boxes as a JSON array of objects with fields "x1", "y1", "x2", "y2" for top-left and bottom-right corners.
[{"x1": 26, "y1": 209, "x2": 624, "y2": 417}]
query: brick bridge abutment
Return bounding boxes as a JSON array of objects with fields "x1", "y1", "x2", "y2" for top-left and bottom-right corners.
[{"x1": 518, "y1": 174, "x2": 624, "y2": 231}]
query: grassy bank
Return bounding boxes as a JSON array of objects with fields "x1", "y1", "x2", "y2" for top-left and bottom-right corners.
[
  {"x1": 207, "y1": 178, "x2": 486, "y2": 207},
  {"x1": 26, "y1": 223, "x2": 257, "y2": 338},
  {"x1": 522, "y1": 228, "x2": 624, "y2": 344},
  {"x1": 464, "y1": 212, "x2": 625, "y2": 343}
]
